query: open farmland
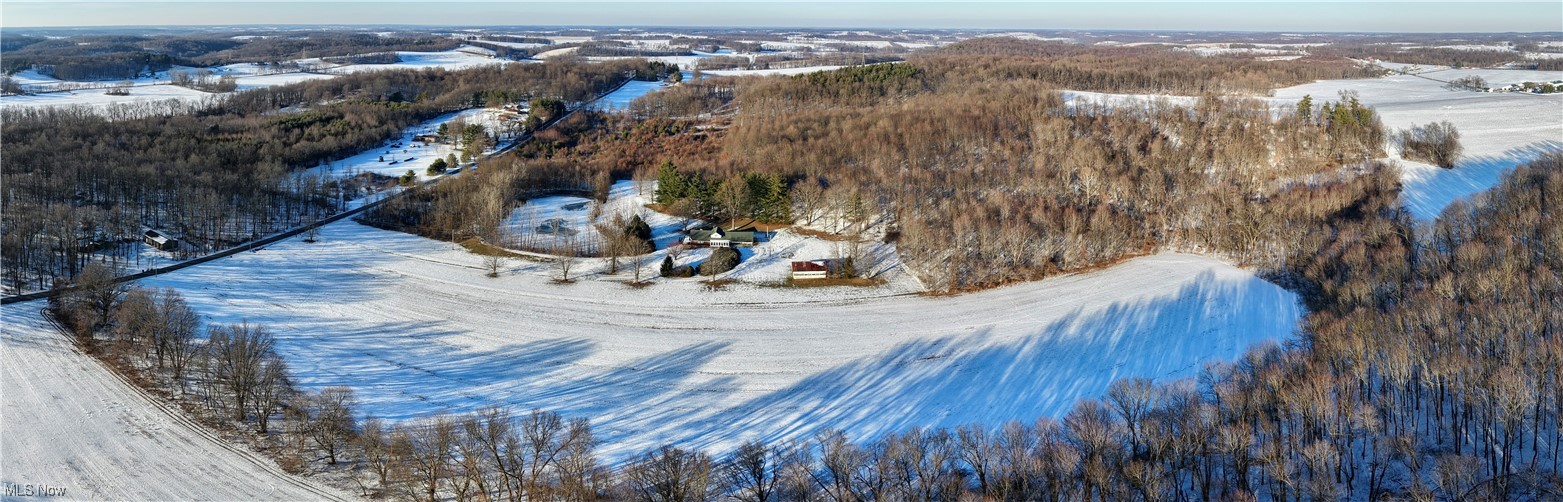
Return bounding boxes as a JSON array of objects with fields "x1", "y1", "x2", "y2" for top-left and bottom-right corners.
[
  {"x1": 1272, "y1": 68, "x2": 1563, "y2": 220},
  {"x1": 0, "y1": 47, "x2": 509, "y2": 113},
  {"x1": 0, "y1": 306, "x2": 348, "y2": 500},
  {"x1": 131, "y1": 219, "x2": 1302, "y2": 458}
]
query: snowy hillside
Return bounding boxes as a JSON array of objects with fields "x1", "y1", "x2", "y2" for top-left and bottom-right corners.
[
  {"x1": 1062, "y1": 66, "x2": 1561, "y2": 221},
  {"x1": 0, "y1": 305, "x2": 348, "y2": 500},
  {"x1": 137, "y1": 219, "x2": 1302, "y2": 458},
  {"x1": 1272, "y1": 70, "x2": 1563, "y2": 220}
]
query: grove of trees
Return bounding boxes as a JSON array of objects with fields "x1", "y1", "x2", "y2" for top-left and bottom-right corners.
[{"x1": 1396, "y1": 120, "x2": 1464, "y2": 168}]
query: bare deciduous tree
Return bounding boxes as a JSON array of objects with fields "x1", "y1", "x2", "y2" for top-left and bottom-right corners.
[
  {"x1": 485, "y1": 253, "x2": 506, "y2": 278},
  {"x1": 624, "y1": 445, "x2": 715, "y2": 502},
  {"x1": 723, "y1": 441, "x2": 777, "y2": 502},
  {"x1": 553, "y1": 236, "x2": 578, "y2": 282},
  {"x1": 249, "y1": 352, "x2": 290, "y2": 433},
  {"x1": 206, "y1": 321, "x2": 275, "y2": 423},
  {"x1": 305, "y1": 386, "x2": 358, "y2": 464},
  {"x1": 156, "y1": 288, "x2": 202, "y2": 386}
]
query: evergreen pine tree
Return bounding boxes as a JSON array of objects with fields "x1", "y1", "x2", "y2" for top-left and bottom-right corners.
[{"x1": 654, "y1": 161, "x2": 684, "y2": 205}]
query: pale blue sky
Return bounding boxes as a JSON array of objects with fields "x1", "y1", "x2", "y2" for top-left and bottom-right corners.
[{"x1": 3, "y1": 2, "x2": 1559, "y2": 32}]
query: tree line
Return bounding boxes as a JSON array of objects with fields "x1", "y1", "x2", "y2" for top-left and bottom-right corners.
[
  {"x1": 1, "y1": 31, "x2": 461, "y2": 82},
  {"x1": 1, "y1": 58, "x2": 662, "y2": 294},
  {"x1": 918, "y1": 38, "x2": 1381, "y2": 95},
  {"x1": 1309, "y1": 43, "x2": 1525, "y2": 69}
]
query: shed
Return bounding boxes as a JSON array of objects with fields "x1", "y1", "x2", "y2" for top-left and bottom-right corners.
[{"x1": 143, "y1": 229, "x2": 179, "y2": 251}]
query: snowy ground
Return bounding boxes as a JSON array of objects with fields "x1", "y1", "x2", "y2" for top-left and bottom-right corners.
[
  {"x1": 1271, "y1": 69, "x2": 1563, "y2": 220},
  {"x1": 503, "y1": 195, "x2": 605, "y2": 253},
  {"x1": 1060, "y1": 90, "x2": 1199, "y2": 110},
  {"x1": 303, "y1": 108, "x2": 515, "y2": 183},
  {"x1": 312, "y1": 48, "x2": 506, "y2": 75},
  {"x1": 1062, "y1": 66, "x2": 1562, "y2": 221},
  {"x1": 533, "y1": 46, "x2": 581, "y2": 59},
  {"x1": 0, "y1": 84, "x2": 221, "y2": 112},
  {"x1": 701, "y1": 65, "x2": 848, "y2": 77},
  {"x1": 1, "y1": 48, "x2": 506, "y2": 113},
  {"x1": 1177, "y1": 46, "x2": 1303, "y2": 58},
  {"x1": 597, "y1": 181, "x2": 699, "y2": 252},
  {"x1": 502, "y1": 181, "x2": 695, "y2": 255},
  {"x1": 474, "y1": 39, "x2": 549, "y2": 50},
  {"x1": 133, "y1": 215, "x2": 1302, "y2": 459},
  {"x1": 593, "y1": 79, "x2": 671, "y2": 111},
  {"x1": 0, "y1": 304, "x2": 348, "y2": 500},
  {"x1": 231, "y1": 72, "x2": 338, "y2": 91}
]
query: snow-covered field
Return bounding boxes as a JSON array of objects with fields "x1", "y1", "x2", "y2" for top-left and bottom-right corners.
[
  {"x1": 1272, "y1": 69, "x2": 1563, "y2": 220},
  {"x1": 130, "y1": 214, "x2": 1301, "y2": 458},
  {"x1": 0, "y1": 304, "x2": 347, "y2": 500},
  {"x1": 701, "y1": 65, "x2": 847, "y2": 77},
  {"x1": 1177, "y1": 45, "x2": 1303, "y2": 57},
  {"x1": 231, "y1": 72, "x2": 338, "y2": 91},
  {"x1": 1417, "y1": 67, "x2": 1562, "y2": 87},
  {"x1": 593, "y1": 79, "x2": 670, "y2": 111},
  {"x1": 475, "y1": 39, "x2": 549, "y2": 49},
  {"x1": 1060, "y1": 90, "x2": 1199, "y2": 110},
  {"x1": 1, "y1": 48, "x2": 506, "y2": 113},
  {"x1": 0, "y1": 84, "x2": 221, "y2": 112},
  {"x1": 303, "y1": 108, "x2": 515, "y2": 183},
  {"x1": 314, "y1": 47, "x2": 506, "y2": 74},
  {"x1": 533, "y1": 46, "x2": 581, "y2": 59}
]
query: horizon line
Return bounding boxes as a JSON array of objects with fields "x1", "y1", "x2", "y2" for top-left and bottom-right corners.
[{"x1": 6, "y1": 23, "x2": 1562, "y2": 35}]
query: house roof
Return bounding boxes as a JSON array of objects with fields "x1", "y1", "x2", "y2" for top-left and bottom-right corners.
[
  {"x1": 143, "y1": 228, "x2": 179, "y2": 240},
  {"x1": 688, "y1": 227, "x2": 755, "y2": 243},
  {"x1": 791, "y1": 261, "x2": 829, "y2": 272}
]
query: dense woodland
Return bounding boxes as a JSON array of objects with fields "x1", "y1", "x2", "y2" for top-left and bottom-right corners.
[
  {"x1": 436, "y1": 40, "x2": 1390, "y2": 289},
  {"x1": 16, "y1": 35, "x2": 1563, "y2": 499},
  {"x1": 1, "y1": 58, "x2": 661, "y2": 292}
]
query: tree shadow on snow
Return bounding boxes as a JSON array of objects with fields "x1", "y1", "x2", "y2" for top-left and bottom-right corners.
[
  {"x1": 1403, "y1": 140, "x2": 1563, "y2": 220},
  {"x1": 653, "y1": 269, "x2": 1302, "y2": 453}
]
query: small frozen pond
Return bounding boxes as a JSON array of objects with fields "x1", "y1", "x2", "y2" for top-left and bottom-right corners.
[
  {"x1": 500, "y1": 180, "x2": 702, "y2": 256},
  {"x1": 502, "y1": 195, "x2": 604, "y2": 254}
]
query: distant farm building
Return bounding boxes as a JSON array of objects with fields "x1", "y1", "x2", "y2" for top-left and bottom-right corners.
[
  {"x1": 685, "y1": 227, "x2": 755, "y2": 247},
  {"x1": 412, "y1": 134, "x2": 440, "y2": 144},
  {"x1": 791, "y1": 260, "x2": 831, "y2": 280},
  {"x1": 143, "y1": 229, "x2": 179, "y2": 251}
]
